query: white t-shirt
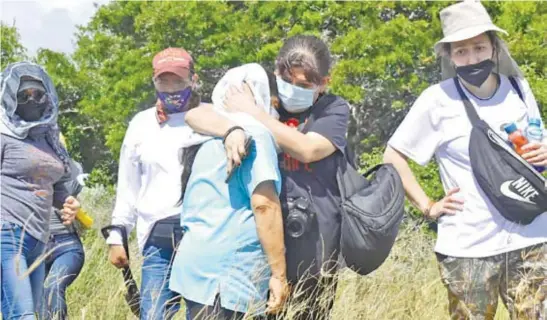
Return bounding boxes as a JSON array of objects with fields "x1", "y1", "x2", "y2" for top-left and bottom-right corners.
[{"x1": 388, "y1": 74, "x2": 547, "y2": 258}]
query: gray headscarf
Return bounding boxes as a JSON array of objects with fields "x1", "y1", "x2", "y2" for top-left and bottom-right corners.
[{"x1": 0, "y1": 61, "x2": 70, "y2": 172}]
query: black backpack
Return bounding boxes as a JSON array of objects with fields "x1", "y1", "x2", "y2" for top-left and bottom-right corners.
[
  {"x1": 337, "y1": 155, "x2": 405, "y2": 275},
  {"x1": 453, "y1": 77, "x2": 547, "y2": 225},
  {"x1": 302, "y1": 96, "x2": 405, "y2": 276}
]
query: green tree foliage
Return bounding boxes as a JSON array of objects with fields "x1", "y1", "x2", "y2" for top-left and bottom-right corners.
[
  {"x1": 494, "y1": 2, "x2": 547, "y2": 120},
  {"x1": 1, "y1": 1, "x2": 545, "y2": 196},
  {"x1": 1, "y1": 22, "x2": 27, "y2": 69},
  {"x1": 34, "y1": 49, "x2": 106, "y2": 171}
]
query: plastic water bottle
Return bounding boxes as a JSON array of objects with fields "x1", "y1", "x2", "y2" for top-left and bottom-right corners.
[
  {"x1": 504, "y1": 123, "x2": 528, "y2": 155},
  {"x1": 525, "y1": 118, "x2": 545, "y2": 173},
  {"x1": 526, "y1": 118, "x2": 544, "y2": 142}
]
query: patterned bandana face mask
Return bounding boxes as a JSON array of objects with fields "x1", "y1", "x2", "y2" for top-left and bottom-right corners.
[{"x1": 156, "y1": 87, "x2": 193, "y2": 114}]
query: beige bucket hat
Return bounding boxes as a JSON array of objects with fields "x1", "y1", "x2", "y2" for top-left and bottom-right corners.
[{"x1": 435, "y1": 1, "x2": 524, "y2": 80}]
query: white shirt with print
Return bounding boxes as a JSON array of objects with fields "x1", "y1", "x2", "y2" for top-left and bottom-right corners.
[{"x1": 389, "y1": 74, "x2": 547, "y2": 258}]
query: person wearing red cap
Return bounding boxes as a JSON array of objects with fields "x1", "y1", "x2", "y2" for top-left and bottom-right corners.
[
  {"x1": 151, "y1": 48, "x2": 200, "y2": 124},
  {"x1": 104, "y1": 47, "x2": 203, "y2": 320}
]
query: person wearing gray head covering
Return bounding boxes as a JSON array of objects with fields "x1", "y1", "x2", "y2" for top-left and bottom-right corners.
[
  {"x1": 41, "y1": 153, "x2": 87, "y2": 320},
  {"x1": 0, "y1": 61, "x2": 81, "y2": 319},
  {"x1": 384, "y1": 2, "x2": 546, "y2": 319}
]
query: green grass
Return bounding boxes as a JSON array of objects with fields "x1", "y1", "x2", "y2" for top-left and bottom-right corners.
[{"x1": 61, "y1": 187, "x2": 511, "y2": 319}]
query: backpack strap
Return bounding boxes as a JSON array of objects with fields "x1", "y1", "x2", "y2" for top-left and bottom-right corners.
[
  {"x1": 177, "y1": 144, "x2": 203, "y2": 205},
  {"x1": 295, "y1": 94, "x2": 353, "y2": 198},
  {"x1": 300, "y1": 94, "x2": 338, "y2": 134},
  {"x1": 300, "y1": 94, "x2": 357, "y2": 166},
  {"x1": 0, "y1": 138, "x2": 4, "y2": 171},
  {"x1": 507, "y1": 76, "x2": 538, "y2": 121},
  {"x1": 344, "y1": 144, "x2": 358, "y2": 169},
  {"x1": 508, "y1": 76, "x2": 524, "y2": 102}
]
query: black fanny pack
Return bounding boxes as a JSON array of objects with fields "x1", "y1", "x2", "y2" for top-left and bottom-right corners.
[
  {"x1": 146, "y1": 215, "x2": 184, "y2": 249},
  {"x1": 454, "y1": 77, "x2": 547, "y2": 225}
]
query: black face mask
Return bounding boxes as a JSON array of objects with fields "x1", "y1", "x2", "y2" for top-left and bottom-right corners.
[
  {"x1": 15, "y1": 102, "x2": 48, "y2": 122},
  {"x1": 455, "y1": 59, "x2": 495, "y2": 88}
]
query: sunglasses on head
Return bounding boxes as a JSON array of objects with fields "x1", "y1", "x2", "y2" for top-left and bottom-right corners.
[{"x1": 17, "y1": 88, "x2": 47, "y2": 105}]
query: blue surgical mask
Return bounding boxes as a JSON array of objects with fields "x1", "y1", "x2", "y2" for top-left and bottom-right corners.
[{"x1": 276, "y1": 76, "x2": 316, "y2": 113}]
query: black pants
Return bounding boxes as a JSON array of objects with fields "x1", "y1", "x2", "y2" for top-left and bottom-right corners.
[
  {"x1": 290, "y1": 275, "x2": 338, "y2": 320},
  {"x1": 185, "y1": 295, "x2": 245, "y2": 320},
  {"x1": 282, "y1": 197, "x2": 341, "y2": 320},
  {"x1": 284, "y1": 236, "x2": 340, "y2": 320}
]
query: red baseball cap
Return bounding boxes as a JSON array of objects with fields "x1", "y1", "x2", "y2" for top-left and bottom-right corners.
[{"x1": 152, "y1": 47, "x2": 194, "y2": 79}]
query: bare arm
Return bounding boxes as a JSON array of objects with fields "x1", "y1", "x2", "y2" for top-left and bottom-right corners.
[
  {"x1": 188, "y1": 103, "x2": 336, "y2": 163},
  {"x1": 186, "y1": 104, "x2": 247, "y2": 170},
  {"x1": 186, "y1": 100, "x2": 335, "y2": 164},
  {"x1": 223, "y1": 84, "x2": 342, "y2": 163},
  {"x1": 250, "y1": 181, "x2": 286, "y2": 280},
  {"x1": 383, "y1": 146, "x2": 432, "y2": 213},
  {"x1": 187, "y1": 101, "x2": 335, "y2": 163},
  {"x1": 185, "y1": 103, "x2": 236, "y2": 137},
  {"x1": 383, "y1": 146, "x2": 463, "y2": 218},
  {"x1": 253, "y1": 111, "x2": 336, "y2": 163}
]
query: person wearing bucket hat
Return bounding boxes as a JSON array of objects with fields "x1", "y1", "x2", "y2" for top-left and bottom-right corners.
[
  {"x1": 0, "y1": 62, "x2": 81, "y2": 319},
  {"x1": 384, "y1": 1, "x2": 546, "y2": 319},
  {"x1": 103, "y1": 47, "x2": 203, "y2": 320}
]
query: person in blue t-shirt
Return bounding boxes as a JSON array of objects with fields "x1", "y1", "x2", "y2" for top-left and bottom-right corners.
[
  {"x1": 169, "y1": 121, "x2": 287, "y2": 319},
  {"x1": 184, "y1": 35, "x2": 350, "y2": 320}
]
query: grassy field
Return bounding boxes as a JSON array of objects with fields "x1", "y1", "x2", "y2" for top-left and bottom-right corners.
[{"x1": 62, "y1": 187, "x2": 511, "y2": 320}]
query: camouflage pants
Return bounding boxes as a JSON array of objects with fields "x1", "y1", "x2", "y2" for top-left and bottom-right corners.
[{"x1": 437, "y1": 243, "x2": 547, "y2": 320}]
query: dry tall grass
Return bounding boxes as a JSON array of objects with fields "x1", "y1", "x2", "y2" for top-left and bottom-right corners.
[{"x1": 60, "y1": 187, "x2": 511, "y2": 320}]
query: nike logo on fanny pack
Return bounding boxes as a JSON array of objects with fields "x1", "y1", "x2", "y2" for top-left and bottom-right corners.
[{"x1": 500, "y1": 177, "x2": 539, "y2": 205}]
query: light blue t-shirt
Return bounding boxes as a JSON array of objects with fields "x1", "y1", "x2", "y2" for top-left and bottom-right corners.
[{"x1": 169, "y1": 123, "x2": 281, "y2": 316}]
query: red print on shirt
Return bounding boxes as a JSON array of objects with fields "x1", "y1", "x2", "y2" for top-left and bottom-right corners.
[{"x1": 282, "y1": 118, "x2": 312, "y2": 173}]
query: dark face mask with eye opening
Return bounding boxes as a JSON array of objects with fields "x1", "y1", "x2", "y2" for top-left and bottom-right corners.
[
  {"x1": 15, "y1": 102, "x2": 48, "y2": 122},
  {"x1": 15, "y1": 82, "x2": 49, "y2": 122},
  {"x1": 15, "y1": 89, "x2": 49, "y2": 122}
]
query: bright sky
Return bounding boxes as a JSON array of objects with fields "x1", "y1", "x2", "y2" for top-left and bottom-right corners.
[{"x1": 1, "y1": 0, "x2": 110, "y2": 55}]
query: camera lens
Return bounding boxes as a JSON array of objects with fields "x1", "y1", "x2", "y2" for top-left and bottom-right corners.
[{"x1": 286, "y1": 216, "x2": 305, "y2": 238}]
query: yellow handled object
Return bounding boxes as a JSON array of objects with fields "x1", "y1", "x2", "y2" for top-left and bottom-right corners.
[{"x1": 76, "y1": 209, "x2": 93, "y2": 229}]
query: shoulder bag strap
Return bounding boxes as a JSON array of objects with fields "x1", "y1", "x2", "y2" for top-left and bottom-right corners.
[{"x1": 453, "y1": 77, "x2": 482, "y2": 127}]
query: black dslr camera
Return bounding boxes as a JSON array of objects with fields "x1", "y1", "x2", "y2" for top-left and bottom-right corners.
[{"x1": 285, "y1": 197, "x2": 315, "y2": 239}]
